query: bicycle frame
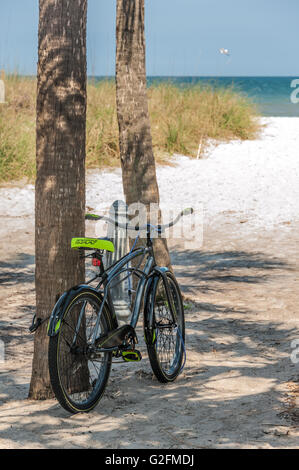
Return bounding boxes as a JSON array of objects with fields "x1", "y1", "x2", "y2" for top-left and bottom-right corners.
[
  {"x1": 48, "y1": 229, "x2": 179, "y2": 345},
  {"x1": 86, "y1": 239, "x2": 178, "y2": 351},
  {"x1": 90, "y1": 245, "x2": 155, "y2": 345}
]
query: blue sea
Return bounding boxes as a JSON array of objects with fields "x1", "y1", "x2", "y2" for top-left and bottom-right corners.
[
  {"x1": 148, "y1": 77, "x2": 299, "y2": 117},
  {"x1": 95, "y1": 76, "x2": 299, "y2": 117}
]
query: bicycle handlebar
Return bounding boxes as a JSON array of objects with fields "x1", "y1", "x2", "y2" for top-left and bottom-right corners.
[{"x1": 85, "y1": 207, "x2": 194, "y2": 232}]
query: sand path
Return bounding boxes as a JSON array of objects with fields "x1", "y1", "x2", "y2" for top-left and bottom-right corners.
[
  {"x1": 0, "y1": 217, "x2": 298, "y2": 448},
  {"x1": 0, "y1": 116, "x2": 298, "y2": 448}
]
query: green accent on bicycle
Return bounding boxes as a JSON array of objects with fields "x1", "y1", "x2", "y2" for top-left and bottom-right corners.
[
  {"x1": 71, "y1": 237, "x2": 114, "y2": 252},
  {"x1": 121, "y1": 350, "x2": 142, "y2": 362},
  {"x1": 54, "y1": 319, "x2": 61, "y2": 333},
  {"x1": 152, "y1": 330, "x2": 156, "y2": 344},
  {"x1": 85, "y1": 213, "x2": 101, "y2": 220}
]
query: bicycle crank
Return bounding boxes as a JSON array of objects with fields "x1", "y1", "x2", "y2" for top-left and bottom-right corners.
[{"x1": 95, "y1": 324, "x2": 137, "y2": 349}]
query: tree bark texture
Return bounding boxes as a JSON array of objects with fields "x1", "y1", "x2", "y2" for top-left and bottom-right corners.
[
  {"x1": 29, "y1": 0, "x2": 87, "y2": 399},
  {"x1": 115, "y1": 0, "x2": 171, "y2": 268}
]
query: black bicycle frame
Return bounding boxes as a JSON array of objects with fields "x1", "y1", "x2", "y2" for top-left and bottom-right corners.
[
  {"x1": 48, "y1": 229, "x2": 177, "y2": 349},
  {"x1": 89, "y1": 244, "x2": 155, "y2": 345}
]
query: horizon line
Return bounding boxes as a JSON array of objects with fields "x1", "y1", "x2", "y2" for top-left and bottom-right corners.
[{"x1": 3, "y1": 73, "x2": 299, "y2": 79}]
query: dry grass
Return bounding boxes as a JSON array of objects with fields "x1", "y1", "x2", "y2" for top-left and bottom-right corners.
[
  {"x1": 0, "y1": 75, "x2": 259, "y2": 182},
  {"x1": 0, "y1": 75, "x2": 36, "y2": 182},
  {"x1": 148, "y1": 83, "x2": 259, "y2": 159}
]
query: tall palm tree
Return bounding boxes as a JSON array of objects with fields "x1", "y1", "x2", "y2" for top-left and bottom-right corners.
[
  {"x1": 115, "y1": 0, "x2": 171, "y2": 268},
  {"x1": 29, "y1": 0, "x2": 88, "y2": 399}
]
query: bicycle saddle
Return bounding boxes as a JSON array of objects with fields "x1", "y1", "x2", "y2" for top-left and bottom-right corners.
[{"x1": 71, "y1": 237, "x2": 114, "y2": 252}]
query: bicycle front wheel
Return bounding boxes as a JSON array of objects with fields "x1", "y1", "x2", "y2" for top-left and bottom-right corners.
[
  {"x1": 48, "y1": 290, "x2": 114, "y2": 413},
  {"x1": 145, "y1": 271, "x2": 185, "y2": 383}
]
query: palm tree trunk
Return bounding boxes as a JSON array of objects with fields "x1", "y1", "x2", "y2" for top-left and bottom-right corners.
[
  {"x1": 29, "y1": 0, "x2": 88, "y2": 399},
  {"x1": 115, "y1": 0, "x2": 171, "y2": 268}
]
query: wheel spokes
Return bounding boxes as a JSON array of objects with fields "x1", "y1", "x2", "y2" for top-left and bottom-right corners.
[
  {"x1": 57, "y1": 298, "x2": 108, "y2": 405},
  {"x1": 155, "y1": 284, "x2": 181, "y2": 374}
]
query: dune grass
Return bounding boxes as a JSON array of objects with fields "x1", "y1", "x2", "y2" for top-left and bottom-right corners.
[
  {"x1": 0, "y1": 75, "x2": 36, "y2": 182},
  {"x1": 0, "y1": 75, "x2": 259, "y2": 182}
]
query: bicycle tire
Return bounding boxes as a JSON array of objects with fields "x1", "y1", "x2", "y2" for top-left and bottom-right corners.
[
  {"x1": 48, "y1": 290, "x2": 114, "y2": 413},
  {"x1": 145, "y1": 271, "x2": 185, "y2": 383}
]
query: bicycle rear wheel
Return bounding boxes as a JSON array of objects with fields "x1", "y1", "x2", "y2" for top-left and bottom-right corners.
[
  {"x1": 48, "y1": 290, "x2": 114, "y2": 413},
  {"x1": 145, "y1": 271, "x2": 185, "y2": 382}
]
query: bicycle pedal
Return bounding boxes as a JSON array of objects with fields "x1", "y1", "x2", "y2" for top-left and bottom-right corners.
[{"x1": 121, "y1": 350, "x2": 142, "y2": 362}]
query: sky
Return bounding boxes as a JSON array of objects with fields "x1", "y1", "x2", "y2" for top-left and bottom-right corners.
[{"x1": 0, "y1": 0, "x2": 298, "y2": 77}]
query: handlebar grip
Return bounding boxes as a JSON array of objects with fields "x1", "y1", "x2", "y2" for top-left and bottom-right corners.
[
  {"x1": 181, "y1": 207, "x2": 194, "y2": 217},
  {"x1": 85, "y1": 213, "x2": 102, "y2": 220}
]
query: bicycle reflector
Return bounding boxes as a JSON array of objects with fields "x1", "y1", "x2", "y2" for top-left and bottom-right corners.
[{"x1": 92, "y1": 258, "x2": 101, "y2": 267}]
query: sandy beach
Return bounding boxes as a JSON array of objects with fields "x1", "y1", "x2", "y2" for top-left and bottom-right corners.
[
  {"x1": 1, "y1": 117, "x2": 299, "y2": 232},
  {"x1": 0, "y1": 116, "x2": 298, "y2": 448}
]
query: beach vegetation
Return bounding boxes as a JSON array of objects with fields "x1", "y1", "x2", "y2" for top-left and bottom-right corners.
[{"x1": 0, "y1": 75, "x2": 259, "y2": 182}]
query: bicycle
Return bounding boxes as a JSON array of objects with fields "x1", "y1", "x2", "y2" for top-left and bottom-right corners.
[{"x1": 47, "y1": 208, "x2": 192, "y2": 413}]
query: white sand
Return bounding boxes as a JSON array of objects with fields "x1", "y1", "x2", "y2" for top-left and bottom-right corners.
[
  {"x1": 0, "y1": 117, "x2": 298, "y2": 230},
  {"x1": 1, "y1": 117, "x2": 299, "y2": 448}
]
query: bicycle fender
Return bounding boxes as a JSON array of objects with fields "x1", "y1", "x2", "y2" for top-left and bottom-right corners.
[
  {"x1": 143, "y1": 267, "x2": 169, "y2": 345},
  {"x1": 153, "y1": 267, "x2": 177, "y2": 323},
  {"x1": 47, "y1": 290, "x2": 68, "y2": 337},
  {"x1": 47, "y1": 284, "x2": 117, "y2": 337}
]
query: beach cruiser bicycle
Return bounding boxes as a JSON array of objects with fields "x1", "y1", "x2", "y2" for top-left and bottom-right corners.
[{"x1": 47, "y1": 208, "x2": 192, "y2": 413}]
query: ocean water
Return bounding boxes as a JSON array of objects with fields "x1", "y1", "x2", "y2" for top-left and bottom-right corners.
[
  {"x1": 147, "y1": 77, "x2": 299, "y2": 117},
  {"x1": 94, "y1": 76, "x2": 299, "y2": 117}
]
